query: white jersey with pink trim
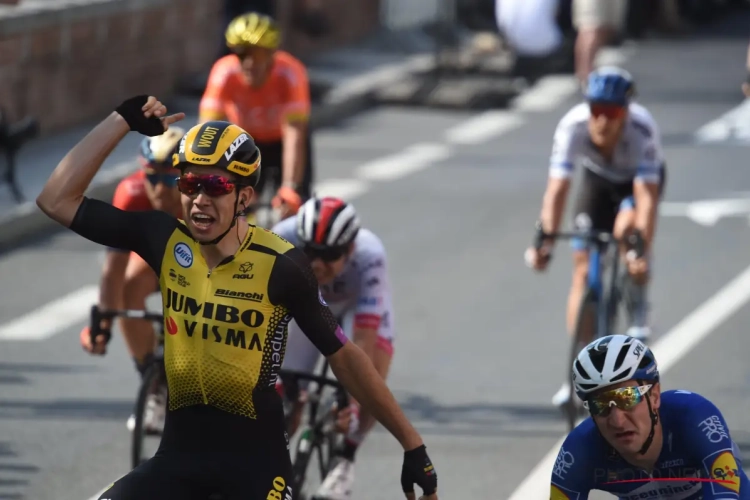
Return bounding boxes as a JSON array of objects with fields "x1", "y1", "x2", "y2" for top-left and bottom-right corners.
[{"x1": 271, "y1": 217, "x2": 395, "y2": 374}]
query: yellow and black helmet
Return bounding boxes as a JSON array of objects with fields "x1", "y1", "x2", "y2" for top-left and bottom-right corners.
[
  {"x1": 172, "y1": 121, "x2": 261, "y2": 187},
  {"x1": 225, "y1": 12, "x2": 281, "y2": 50}
]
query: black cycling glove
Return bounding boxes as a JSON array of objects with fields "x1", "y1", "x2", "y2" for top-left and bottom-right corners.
[
  {"x1": 115, "y1": 95, "x2": 165, "y2": 137},
  {"x1": 400, "y1": 445, "x2": 437, "y2": 497}
]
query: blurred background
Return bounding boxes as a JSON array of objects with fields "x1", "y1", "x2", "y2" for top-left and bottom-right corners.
[{"x1": 1, "y1": 0, "x2": 750, "y2": 499}]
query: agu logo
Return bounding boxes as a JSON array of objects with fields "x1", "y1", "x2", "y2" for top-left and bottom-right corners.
[
  {"x1": 174, "y1": 242, "x2": 193, "y2": 268},
  {"x1": 711, "y1": 451, "x2": 741, "y2": 493}
]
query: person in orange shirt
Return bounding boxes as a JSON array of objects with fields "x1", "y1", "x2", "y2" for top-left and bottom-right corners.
[
  {"x1": 200, "y1": 12, "x2": 313, "y2": 219},
  {"x1": 79, "y1": 127, "x2": 185, "y2": 433}
]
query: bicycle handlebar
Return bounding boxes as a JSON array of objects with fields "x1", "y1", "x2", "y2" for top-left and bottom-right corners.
[
  {"x1": 529, "y1": 221, "x2": 645, "y2": 264},
  {"x1": 89, "y1": 305, "x2": 164, "y2": 346},
  {"x1": 278, "y1": 368, "x2": 349, "y2": 410}
]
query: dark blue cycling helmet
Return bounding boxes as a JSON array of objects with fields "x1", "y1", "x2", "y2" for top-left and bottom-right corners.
[
  {"x1": 139, "y1": 126, "x2": 185, "y2": 167},
  {"x1": 584, "y1": 66, "x2": 635, "y2": 106}
]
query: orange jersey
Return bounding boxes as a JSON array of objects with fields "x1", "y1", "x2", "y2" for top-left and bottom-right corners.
[{"x1": 199, "y1": 51, "x2": 311, "y2": 143}]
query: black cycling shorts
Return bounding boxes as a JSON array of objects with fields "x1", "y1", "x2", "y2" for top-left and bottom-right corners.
[
  {"x1": 571, "y1": 165, "x2": 667, "y2": 250},
  {"x1": 98, "y1": 406, "x2": 293, "y2": 500},
  {"x1": 255, "y1": 133, "x2": 314, "y2": 201}
]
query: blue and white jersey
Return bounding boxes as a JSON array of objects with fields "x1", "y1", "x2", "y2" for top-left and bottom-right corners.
[
  {"x1": 551, "y1": 390, "x2": 749, "y2": 499},
  {"x1": 549, "y1": 102, "x2": 665, "y2": 185}
]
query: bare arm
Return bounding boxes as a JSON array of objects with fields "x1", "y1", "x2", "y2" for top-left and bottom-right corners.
[
  {"x1": 633, "y1": 181, "x2": 659, "y2": 250},
  {"x1": 281, "y1": 121, "x2": 307, "y2": 188},
  {"x1": 328, "y1": 342, "x2": 423, "y2": 450},
  {"x1": 36, "y1": 113, "x2": 130, "y2": 226},
  {"x1": 540, "y1": 177, "x2": 571, "y2": 234}
]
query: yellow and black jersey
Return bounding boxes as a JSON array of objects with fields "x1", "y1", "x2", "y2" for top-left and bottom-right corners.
[{"x1": 70, "y1": 197, "x2": 347, "y2": 449}]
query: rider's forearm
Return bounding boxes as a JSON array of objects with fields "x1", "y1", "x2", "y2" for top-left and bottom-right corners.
[
  {"x1": 37, "y1": 113, "x2": 130, "y2": 227},
  {"x1": 282, "y1": 122, "x2": 307, "y2": 187},
  {"x1": 540, "y1": 178, "x2": 570, "y2": 234},
  {"x1": 633, "y1": 182, "x2": 659, "y2": 249},
  {"x1": 329, "y1": 342, "x2": 423, "y2": 451}
]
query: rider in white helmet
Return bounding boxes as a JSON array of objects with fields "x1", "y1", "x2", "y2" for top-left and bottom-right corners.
[
  {"x1": 271, "y1": 196, "x2": 396, "y2": 500},
  {"x1": 550, "y1": 334, "x2": 749, "y2": 499}
]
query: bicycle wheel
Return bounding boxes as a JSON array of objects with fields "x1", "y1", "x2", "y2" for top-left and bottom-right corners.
[
  {"x1": 564, "y1": 288, "x2": 598, "y2": 432},
  {"x1": 290, "y1": 425, "x2": 317, "y2": 500},
  {"x1": 130, "y1": 360, "x2": 166, "y2": 470}
]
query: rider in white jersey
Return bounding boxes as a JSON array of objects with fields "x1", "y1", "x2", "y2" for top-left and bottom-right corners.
[
  {"x1": 272, "y1": 196, "x2": 395, "y2": 500},
  {"x1": 526, "y1": 67, "x2": 666, "y2": 408}
]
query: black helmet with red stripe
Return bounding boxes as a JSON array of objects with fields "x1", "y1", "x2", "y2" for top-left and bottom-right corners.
[{"x1": 296, "y1": 197, "x2": 360, "y2": 249}]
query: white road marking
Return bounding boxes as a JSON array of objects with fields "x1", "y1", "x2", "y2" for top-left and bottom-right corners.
[
  {"x1": 313, "y1": 178, "x2": 370, "y2": 200},
  {"x1": 356, "y1": 143, "x2": 451, "y2": 182},
  {"x1": 511, "y1": 75, "x2": 580, "y2": 113},
  {"x1": 695, "y1": 99, "x2": 750, "y2": 144},
  {"x1": 0, "y1": 285, "x2": 99, "y2": 341},
  {"x1": 508, "y1": 263, "x2": 750, "y2": 500},
  {"x1": 444, "y1": 111, "x2": 525, "y2": 145},
  {"x1": 659, "y1": 198, "x2": 750, "y2": 226}
]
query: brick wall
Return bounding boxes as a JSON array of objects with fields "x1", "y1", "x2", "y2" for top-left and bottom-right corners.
[
  {"x1": 0, "y1": 0, "x2": 222, "y2": 133},
  {"x1": 0, "y1": 0, "x2": 383, "y2": 134},
  {"x1": 279, "y1": 0, "x2": 381, "y2": 58}
]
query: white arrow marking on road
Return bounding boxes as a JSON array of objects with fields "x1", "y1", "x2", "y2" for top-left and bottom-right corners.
[
  {"x1": 695, "y1": 99, "x2": 750, "y2": 144},
  {"x1": 660, "y1": 198, "x2": 750, "y2": 226}
]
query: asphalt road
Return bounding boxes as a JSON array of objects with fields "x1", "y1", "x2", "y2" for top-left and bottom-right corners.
[{"x1": 2, "y1": 18, "x2": 750, "y2": 500}]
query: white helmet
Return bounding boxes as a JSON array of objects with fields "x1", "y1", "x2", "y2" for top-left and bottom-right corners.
[
  {"x1": 573, "y1": 334, "x2": 659, "y2": 400},
  {"x1": 296, "y1": 197, "x2": 360, "y2": 248}
]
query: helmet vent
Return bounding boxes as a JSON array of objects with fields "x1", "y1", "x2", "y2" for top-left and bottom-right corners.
[{"x1": 613, "y1": 345, "x2": 629, "y2": 372}]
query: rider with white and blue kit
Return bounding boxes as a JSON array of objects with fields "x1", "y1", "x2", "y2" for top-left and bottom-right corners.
[{"x1": 525, "y1": 66, "x2": 667, "y2": 408}]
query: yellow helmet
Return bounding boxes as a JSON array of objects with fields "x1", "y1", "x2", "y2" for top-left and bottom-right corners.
[
  {"x1": 139, "y1": 126, "x2": 185, "y2": 166},
  {"x1": 225, "y1": 12, "x2": 280, "y2": 50},
  {"x1": 172, "y1": 121, "x2": 261, "y2": 187}
]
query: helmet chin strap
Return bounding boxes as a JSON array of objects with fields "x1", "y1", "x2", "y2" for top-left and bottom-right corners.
[
  {"x1": 637, "y1": 378, "x2": 659, "y2": 456},
  {"x1": 199, "y1": 191, "x2": 244, "y2": 246}
]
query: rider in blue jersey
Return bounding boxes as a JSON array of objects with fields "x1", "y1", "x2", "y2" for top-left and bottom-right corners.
[{"x1": 551, "y1": 334, "x2": 749, "y2": 499}]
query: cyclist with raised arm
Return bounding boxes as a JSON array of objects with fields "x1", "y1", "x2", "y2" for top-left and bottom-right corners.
[
  {"x1": 272, "y1": 196, "x2": 395, "y2": 500},
  {"x1": 36, "y1": 96, "x2": 437, "y2": 500},
  {"x1": 79, "y1": 127, "x2": 184, "y2": 433},
  {"x1": 200, "y1": 12, "x2": 312, "y2": 220},
  {"x1": 525, "y1": 66, "x2": 666, "y2": 408},
  {"x1": 551, "y1": 334, "x2": 749, "y2": 499}
]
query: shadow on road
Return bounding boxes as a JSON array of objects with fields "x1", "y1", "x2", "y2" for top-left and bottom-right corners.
[
  {"x1": 0, "y1": 363, "x2": 98, "y2": 386},
  {"x1": 0, "y1": 399, "x2": 132, "y2": 420},
  {"x1": 0, "y1": 441, "x2": 37, "y2": 500},
  {"x1": 393, "y1": 393, "x2": 568, "y2": 438}
]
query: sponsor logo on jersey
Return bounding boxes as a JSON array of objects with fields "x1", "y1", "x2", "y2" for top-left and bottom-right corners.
[
  {"x1": 266, "y1": 476, "x2": 293, "y2": 500},
  {"x1": 699, "y1": 415, "x2": 729, "y2": 444},
  {"x1": 165, "y1": 288, "x2": 266, "y2": 351},
  {"x1": 358, "y1": 296, "x2": 380, "y2": 306},
  {"x1": 214, "y1": 289, "x2": 263, "y2": 302},
  {"x1": 711, "y1": 451, "x2": 740, "y2": 493},
  {"x1": 174, "y1": 242, "x2": 193, "y2": 268},
  {"x1": 233, "y1": 262, "x2": 254, "y2": 280},
  {"x1": 552, "y1": 447, "x2": 575, "y2": 480}
]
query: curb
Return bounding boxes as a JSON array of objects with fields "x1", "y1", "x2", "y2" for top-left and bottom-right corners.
[{"x1": 0, "y1": 83, "x2": 382, "y2": 253}]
